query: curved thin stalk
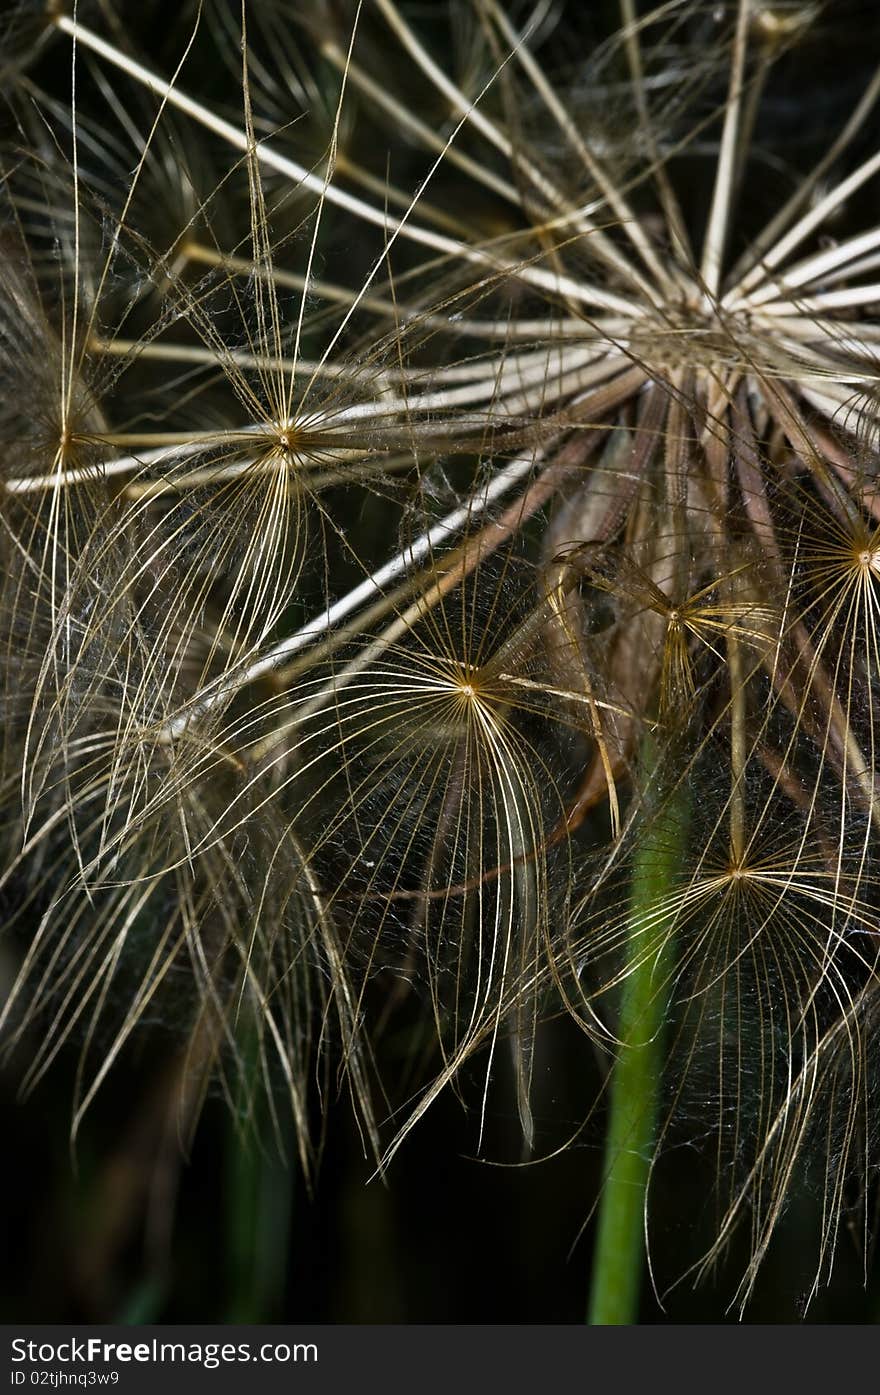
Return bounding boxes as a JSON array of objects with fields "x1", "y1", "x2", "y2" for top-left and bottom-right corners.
[
  {"x1": 225, "y1": 1023, "x2": 295, "y2": 1323},
  {"x1": 587, "y1": 735, "x2": 689, "y2": 1325}
]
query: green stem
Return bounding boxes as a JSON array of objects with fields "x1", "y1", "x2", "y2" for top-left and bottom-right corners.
[
  {"x1": 587, "y1": 736, "x2": 689, "y2": 1325},
  {"x1": 224, "y1": 1028, "x2": 295, "y2": 1323}
]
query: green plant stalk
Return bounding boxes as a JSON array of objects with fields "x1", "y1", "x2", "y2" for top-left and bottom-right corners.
[
  {"x1": 224, "y1": 1026, "x2": 295, "y2": 1323},
  {"x1": 588, "y1": 737, "x2": 689, "y2": 1325}
]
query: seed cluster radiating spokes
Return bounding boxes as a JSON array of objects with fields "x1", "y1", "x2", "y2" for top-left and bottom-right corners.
[{"x1": 2, "y1": 0, "x2": 880, "y2": 1305}]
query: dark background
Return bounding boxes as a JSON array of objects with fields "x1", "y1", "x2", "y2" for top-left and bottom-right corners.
[{"x1": 3, "y1": 1007, "x2": 879, "y2": 1323}]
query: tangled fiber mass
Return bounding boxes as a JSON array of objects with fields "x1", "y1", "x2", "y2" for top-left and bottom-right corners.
[{"x1": 2, "y1": 0, "x2": 880, "y2": 1314}]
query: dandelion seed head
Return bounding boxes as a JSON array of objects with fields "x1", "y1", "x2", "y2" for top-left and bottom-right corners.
[{"x1": 1, "y1": 0, "x2": 880, "y2": 1311}]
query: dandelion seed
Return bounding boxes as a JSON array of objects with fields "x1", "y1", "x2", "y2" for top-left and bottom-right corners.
[{"x1": 2, "y1": 0, "x2": 880, "y2": 1319}]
